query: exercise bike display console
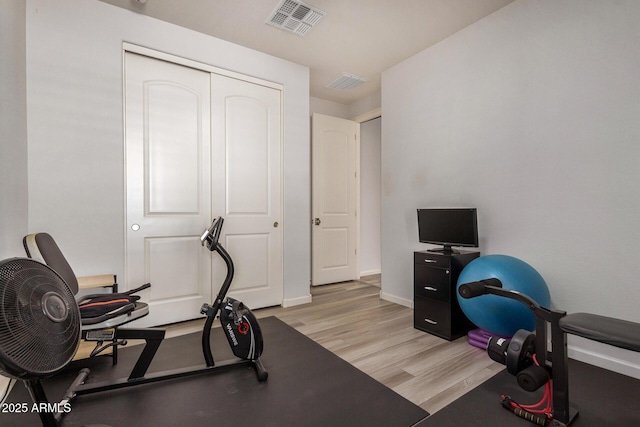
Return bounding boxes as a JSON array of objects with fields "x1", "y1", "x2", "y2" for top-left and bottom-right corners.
[{"x1": 0, "y1": 217, "x2": 267, "y2": 427}]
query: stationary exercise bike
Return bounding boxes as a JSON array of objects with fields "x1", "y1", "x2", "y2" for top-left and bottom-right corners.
[
  {"x1": 459, "y1": 278, "x2": 640, "y2": 427},
  {"x1": 0, "y1": 217, "x2": 267, "y2": 427},
  {"x1": 199, "y1": 216, "x2": 267, "y2": 375}
]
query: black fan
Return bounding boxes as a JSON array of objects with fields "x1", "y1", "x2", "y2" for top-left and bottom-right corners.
[
  {"x1": 0, "y1": 258, "x2": 82, "y2": 427},
  {"x1": 0, "y1": 258, "x2": 81, "y2": 379}
]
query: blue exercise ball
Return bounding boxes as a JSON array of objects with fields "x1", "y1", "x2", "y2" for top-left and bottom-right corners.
[{"x1": 456, "y1": 255, "x2": 550, "y2": 337}]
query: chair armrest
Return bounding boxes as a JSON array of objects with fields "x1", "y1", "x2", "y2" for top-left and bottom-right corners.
[{"x1": 77, "y1": 274, "x2": 117, "y2": 290}]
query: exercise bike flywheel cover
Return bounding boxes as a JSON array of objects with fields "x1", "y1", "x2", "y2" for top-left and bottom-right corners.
[
  {"x1": 506, "y1": 329, "x2": 536, "y2": 375},
  {"x1": 0, "y1": 258, "x2": 81, "y2": 379}
]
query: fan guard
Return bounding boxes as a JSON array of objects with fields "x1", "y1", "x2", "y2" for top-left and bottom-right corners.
[{"x1": 0, "y1": 258, "x2": 80, "y2": 379}]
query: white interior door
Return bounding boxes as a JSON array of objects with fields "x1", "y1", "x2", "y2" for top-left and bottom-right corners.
[
  {"x1": 125, "y1": 52, "x2": 212, "y2": 326},
  {"x1": 211, "y1": 74, "x2": 283, "y2": 309},
  {"x1": 311, "y1": 113, "x2": 359, "y2": 285}
]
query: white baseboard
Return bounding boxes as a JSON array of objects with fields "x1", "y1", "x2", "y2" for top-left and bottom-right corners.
[
  {"x1": 380, "y1": 291, "x2": 413, "y2": 308},
  {"x1": 374, "y1": 296, "x2": 640, "y2": 381},
  {"x1": 360, "y1": 269, "x2": 381, "y2": 277},
  {"x1": 282, "y1": 294, "x2": 312, "y2": 308},
  {"x1": 568, "y1": 341, "x2": 640, "y2": 380}
]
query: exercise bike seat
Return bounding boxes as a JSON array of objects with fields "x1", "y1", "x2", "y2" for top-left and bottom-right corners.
[
  {"x1": 23, "y1": 232, "x2": 150, "y2": 330},
  {"x1": 559, "y1": 312, "x2": 640, "y2": 352}
]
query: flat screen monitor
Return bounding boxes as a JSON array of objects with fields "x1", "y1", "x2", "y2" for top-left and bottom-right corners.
[{"x1": 417, "y1": 208, "x2": 478, "y2": 253}]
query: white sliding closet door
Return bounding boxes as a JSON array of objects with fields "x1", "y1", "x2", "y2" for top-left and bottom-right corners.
[
  {"x1": 211, "y1": 74, "x2": 283, "y2": 310},
  {"x1": 124, "y1": 52, "x2": 212, "y2": 327},
  {"x1": 125, "y1": 52, "x2": 283, "y2": 326}
]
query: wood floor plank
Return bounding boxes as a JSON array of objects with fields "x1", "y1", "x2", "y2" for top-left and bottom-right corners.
[{"x1": 419, "y1": 364, "x2": 504, "y2": 413}]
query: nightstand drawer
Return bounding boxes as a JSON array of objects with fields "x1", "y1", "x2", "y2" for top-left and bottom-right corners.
[
  {"x1": 414, "y1": 297, "x2": 452, "y2": 338},
  {"x1": 414, "y1": 266, "x2": 451, "y2": 301},
  {"x1": 414, "y1": 252, "x2": 451, "y2": 269}
]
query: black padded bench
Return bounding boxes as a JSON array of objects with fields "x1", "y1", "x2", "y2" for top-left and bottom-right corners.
[{"x1": 560, "y1": 312, "x2": 640, "y2": 353}]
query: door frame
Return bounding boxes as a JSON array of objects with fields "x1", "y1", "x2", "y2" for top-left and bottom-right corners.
[
  {"x1": 122, "y1": 43, "x2": 284, "y2": 307},
  {"x1": 354, "y1": 111, "x2": 382, "y2": 278},
  {"x1": 123, "y1": 43, "x2": 284, "y2": 92},
  {"x1": 309, "y1": 108, "x2": 382, "y2": 288},
  {"x1": 350, "y1": 107, "x2": 382, "y2": 281}
]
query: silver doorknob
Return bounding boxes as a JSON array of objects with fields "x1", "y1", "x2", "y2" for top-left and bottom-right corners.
[{"x1": 314, "y1": 218, "x2": 321, "y2": 226}]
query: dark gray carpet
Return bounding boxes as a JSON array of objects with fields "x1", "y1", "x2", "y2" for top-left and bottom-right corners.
[
  {"x1": 417, "y1": 358, "x2": 640, "y2": 426},
  {"x1": 2, "y1": 316, "x2": 428, "y2": 427}
]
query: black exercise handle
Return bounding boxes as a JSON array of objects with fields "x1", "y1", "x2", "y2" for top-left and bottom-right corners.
[
  {"x1": 124, "y1": 282, "x2": 151, "y2": 295},
  {"x1": 459, "y1": 278, "x2": 503, "y2": 299},
  {"x1": 201, "y1": 216, "x2": 235, "y2": 367},
  {"x1": 501, "y1": 397, "x2": 548, "y2": 427}
]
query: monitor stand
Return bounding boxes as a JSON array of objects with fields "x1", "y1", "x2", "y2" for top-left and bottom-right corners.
[{"x1": 427, "y1": 245, "x2": 459, "y2": 254}]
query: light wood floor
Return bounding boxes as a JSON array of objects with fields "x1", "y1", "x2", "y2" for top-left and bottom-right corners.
[{"x1": 162, "y1": 274, "x2": 504, "y2": 415}]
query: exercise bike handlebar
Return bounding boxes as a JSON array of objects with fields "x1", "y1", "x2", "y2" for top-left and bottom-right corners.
[
  {"x1": 201, "y1": 216, "x2": 224, "y2": 251},
  {"x1": 200, "y1": 217, "x2": 237, "y2": 367},
  {"x1": 458, "y1": 278, "x2": 503, "y2": 298}
]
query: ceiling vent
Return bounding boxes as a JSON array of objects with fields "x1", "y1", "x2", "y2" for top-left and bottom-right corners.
[
  {"x1": 266, "y1": 0, "x2": 326, "y2": 37},
  {"x1": 325, "y1": 73, "x2": 368, "y2": 91}
]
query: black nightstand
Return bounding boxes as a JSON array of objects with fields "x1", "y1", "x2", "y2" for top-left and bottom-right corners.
[{"x1": 414, "y1": 250, "x2": 479, "y2": 340}]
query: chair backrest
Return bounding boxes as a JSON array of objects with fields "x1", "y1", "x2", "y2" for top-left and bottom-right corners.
[{"x1": 23, "y1": 233, "x2": 79, "y2": 295}]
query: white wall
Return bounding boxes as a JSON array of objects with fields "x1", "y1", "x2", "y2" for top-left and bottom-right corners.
[
  {"x1": 382, "y1": 0, "x2": 640, "y2": 377},
  {"x1": 310, "y1": 96, "x2": 351, "y2": 119},
  {"x1": 25, "y1": 0, "x2": 311, "y2": 305},
  {"x1": 310, "y1": 91, "x2": 381, "y2": 121},
  {"x1": 349, "y1": 91, "x2": 382, "y2": 120},
  {"x1": 0, "y1": 0, "x2": 28, "y2": 261},
  {"x1": 0, "y1": 0, "x2": 28, "y2": 399},
  {"x1": 360, "y1": 118, "x2": 381, "y2": 276}
]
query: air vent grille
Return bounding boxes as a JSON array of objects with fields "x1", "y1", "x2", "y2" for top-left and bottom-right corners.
[
  {"x1": 280, "y1": 0, "x2": 298, "y2": 14},
  {"x1": 325, "y1": 73, "x2": 368, "y2": 92},
  {"x1": 292, "y1": 5, "x2": 310, "y2": 20},
  {"x1": 266, "y1": 0, "x2": 326, "y2": 37}
]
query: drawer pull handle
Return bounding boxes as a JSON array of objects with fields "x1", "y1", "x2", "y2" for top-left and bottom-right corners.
[
  {"x1": 424, "y1": 286, "x2": 437, "y2": 292},
  {"x1": 424, "y1": 318, "x2": 438, "y2": 325},
  {"x1": 424, "y1": 259, "x2": 437, "y2": 263}
]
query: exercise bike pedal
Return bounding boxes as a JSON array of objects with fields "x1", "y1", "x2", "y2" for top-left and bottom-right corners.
[{"x1": 200, "y1": 303, "x2": 211, "y2": 315}]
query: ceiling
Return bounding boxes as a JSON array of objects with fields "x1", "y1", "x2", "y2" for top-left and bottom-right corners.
[{"x1": 98, "y1": 0, "x2": 515, "y2": 105}]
